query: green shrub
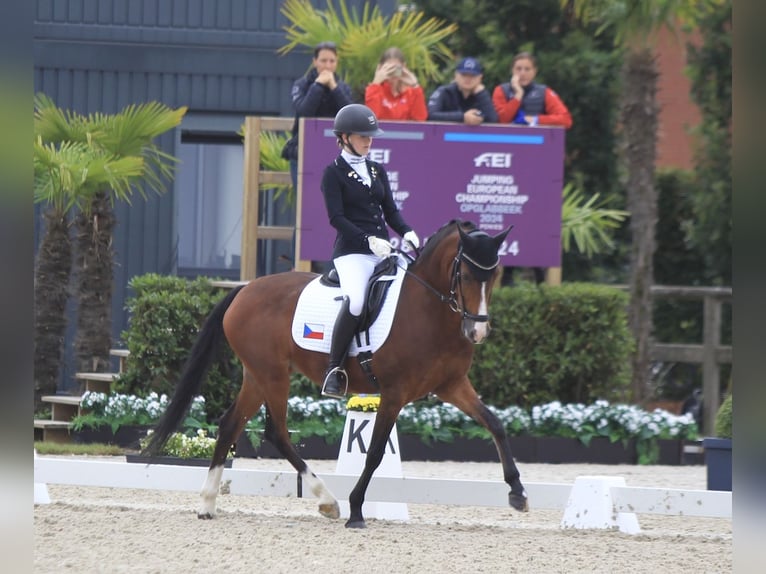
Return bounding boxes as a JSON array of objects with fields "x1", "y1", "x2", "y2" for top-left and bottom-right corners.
[
  {"x1": 470, "y1": 283, "x2": 634, "y2": 408},
  {"x1": 114, "y1": 274, "x2": 241, "y2": 421},
  {"x1": 714, "y1": 393, "x2": 732, "y2": 438}
]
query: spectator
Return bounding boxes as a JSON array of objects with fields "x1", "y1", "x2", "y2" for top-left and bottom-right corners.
[
  {"x1": 282, "y1": 41, "x2": 354, "y2": 188},
  {"x1": 365, "y1": 47, "x2": 427, "y2": 121},
  {"x1": 492, "y1": 52, "x2": 572, "y2": 128},
  {"x1": 427, "y1": 57, "x2": 498, "y2": 125},
  {"x1": 494, "y1": 52, "x2": 572, "y2": 287}
]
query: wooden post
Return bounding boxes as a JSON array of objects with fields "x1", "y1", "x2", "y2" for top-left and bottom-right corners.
[
  {"x1": 240, "y1": 116, "x2": 301, "y2": 278},
  {"x1": 545, "y1": 267, "x2": 562, "y2": 286},
  {"x1": 702, "y1": 295, "x2": 722, "y2": 434},
  {"x1": 294, "y1": 117, "x2": 312, "y2": 272},
  {"x1": 241, "y1": 116, "x2": 261, "y2": 281}
]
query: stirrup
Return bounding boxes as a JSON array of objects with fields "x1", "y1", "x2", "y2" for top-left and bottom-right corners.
[{"x1": 322, "y1": 367, "x2": 348, "y2": 399}]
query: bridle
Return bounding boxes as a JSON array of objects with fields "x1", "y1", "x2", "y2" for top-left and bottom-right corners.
[{"x1": 400, "y1": 236, "x2": 499, "y2": 325}]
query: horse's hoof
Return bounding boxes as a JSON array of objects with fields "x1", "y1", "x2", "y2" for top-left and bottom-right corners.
[
  {"x1": 509, "y1": 492, "x2": 529, "y2": 512},
  {"x1": 318, "y1": 502, "x2": 340, "y2": 519},
  {"x1": 197, "y1": 512, "x2": 214, "y2": 520},
  {"x1": 344, "y1": 519, "x2": 366, "y2": 529}
]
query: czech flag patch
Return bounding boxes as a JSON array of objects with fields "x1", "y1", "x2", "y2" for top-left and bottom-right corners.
[{"x1": 303, "y1": 323, "x2": 325, "y2": 340}]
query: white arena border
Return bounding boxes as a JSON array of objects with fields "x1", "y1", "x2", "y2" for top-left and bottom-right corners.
[{"x1": 34, "y1": 457, "x2": 731, "y2": 532}]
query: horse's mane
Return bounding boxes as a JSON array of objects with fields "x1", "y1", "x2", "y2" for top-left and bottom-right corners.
[{"x1": 412, "y1": 219, "x2": 476, "y2": 268}]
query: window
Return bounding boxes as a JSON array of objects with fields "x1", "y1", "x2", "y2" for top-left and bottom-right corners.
[
  {"x1": 175, "y1": 114, "x2": 294, "y2": 279},
  {"x1": 177, "y1": 139, "x2": 244, "y2": 276}
]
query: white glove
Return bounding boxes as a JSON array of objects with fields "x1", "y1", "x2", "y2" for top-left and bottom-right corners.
[
  {"x1": 368, "y1": 235, "x2": 393, "y2": 257},
  {"x1": 403, "y1": 230, "x2": 420, "y2": 249}
]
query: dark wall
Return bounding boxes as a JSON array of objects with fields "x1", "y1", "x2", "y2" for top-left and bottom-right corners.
[{"x1": 33, "y1": 0, "x2": 396, "y2": 391}]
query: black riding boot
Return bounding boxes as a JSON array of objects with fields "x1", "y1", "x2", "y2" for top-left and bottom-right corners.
[{"x1": 322, "y1": 299, "x2": 360, "y2": 399}]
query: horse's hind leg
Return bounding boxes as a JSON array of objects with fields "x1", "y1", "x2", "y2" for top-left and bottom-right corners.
[
  {"x1": 199, "y1": 371, "x2": 264, "y2": 519},
  {"x1": 436, "y1": 378, "x2": 529, "y2": 512},
  {"x1": 262, "y1": 391, "x2": 340, "y2": 519}
]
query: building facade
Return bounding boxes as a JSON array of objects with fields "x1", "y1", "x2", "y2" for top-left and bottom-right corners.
[{"x1": 34, "y1": 0, "x2": 396, "y2": 391}]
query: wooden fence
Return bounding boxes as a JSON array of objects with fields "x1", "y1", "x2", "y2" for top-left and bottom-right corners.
[{"x1": 646, "y1": 286, "x2": 732, "y2": 434}]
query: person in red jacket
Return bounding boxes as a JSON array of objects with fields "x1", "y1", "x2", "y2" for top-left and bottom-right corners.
[
  {"x1": 492, "y1": 52, "x2": 572, "y2": 129},
  {"x1": 494, "y1": 53, "x2": 571, "y2": 288},
  {"x1": 365, "y1": 47, "x2": 427, "y2": 122}
]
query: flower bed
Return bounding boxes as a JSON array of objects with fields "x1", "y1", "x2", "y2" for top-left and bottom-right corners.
[
  {"x1": 237, "y1": 397, "x2": 698, "y2": 465},
  {"x1": 70, "y1": 391, "x2": 698, "y2": 465},
  {"x1": 73, "y1": 391, "x2": 207, "y2": 434}
]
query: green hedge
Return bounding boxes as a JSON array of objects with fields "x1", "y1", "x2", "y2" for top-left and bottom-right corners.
[
  {"x1": 115, "y1": 274, "x2": 633, "y2": 418},
  {"x1": 470, "y1": 283, "x2": 633, "y2": 408},
  {"x1": 114, "y1": 274, "x2": 240, "y2": 421},
  {"x1": 714, "y1": 393, "x2": 732, "y2": 439}
]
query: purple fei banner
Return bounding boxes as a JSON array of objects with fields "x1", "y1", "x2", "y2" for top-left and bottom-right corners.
[{"x1": 297, "y1": 119, "x2": 565, "y2": 267}]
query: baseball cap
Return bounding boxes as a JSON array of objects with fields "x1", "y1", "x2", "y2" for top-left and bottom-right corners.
[{"x1": 456, "y1": 57, "x2": 483, "y2": 75}]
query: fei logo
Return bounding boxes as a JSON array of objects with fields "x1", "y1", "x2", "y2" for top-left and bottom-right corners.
[
  {"x1": 473, "y1": 152, "x2": 512, "y2": 168},
  {"x1": 368, "y1": 149, "x2": 391, "y2": 164}
]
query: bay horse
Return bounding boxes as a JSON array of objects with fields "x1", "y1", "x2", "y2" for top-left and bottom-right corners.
[{"x1": 143, "y1": 219, "x2": 529, "y2": 528}]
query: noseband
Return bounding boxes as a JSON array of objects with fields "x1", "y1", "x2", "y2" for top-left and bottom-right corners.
[{"x1": 404, "y1": 238, "x2": 499, "y2": 325}]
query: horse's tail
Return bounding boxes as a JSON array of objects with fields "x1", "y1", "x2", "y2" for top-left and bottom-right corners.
[{"x1": 141, "y1": 284, "x2": 246, "y2": 456}]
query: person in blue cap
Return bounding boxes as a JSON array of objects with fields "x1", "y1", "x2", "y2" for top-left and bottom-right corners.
[{"x1": 427, "y1": 57, "x2": 498, "y2": 125}]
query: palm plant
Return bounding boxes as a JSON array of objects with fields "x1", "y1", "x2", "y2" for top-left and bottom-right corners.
[
  {"x1": 259, "y1": 130, "x2": 294, "y2": 205},
  {"x1": 33, "y1": 136, "x2": 143, "y2": 409},
  {"x1": 34, "y1": 94, "x2": 186, "y2": 375},
  {"x1": 561, "y1": 0, "x2": 721, "y2": 402},
  {"x1": 279, "y1": 0, "x2": 457, "y2": 98},
  {"x1": 560, "y1": 183, "x2": 628, "y2": 257}
]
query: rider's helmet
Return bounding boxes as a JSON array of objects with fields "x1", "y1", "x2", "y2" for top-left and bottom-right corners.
[{"x1": 332, "y1": 104, "x2": 384, "y2": 137}]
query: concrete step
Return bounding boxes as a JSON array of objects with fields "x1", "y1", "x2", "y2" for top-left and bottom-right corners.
[
  {"x1": 109, "y1": 349, "x2": 129, "y2": 373},
  {"x1": 75, "y1": 372, "x2": 120, "y2": 393},
  {"x1": 34, "y1": 419, "x2": 73, "y2": 443},
  {"x1": 41, "y1": 394, "x2": 83, "y2": 421}
]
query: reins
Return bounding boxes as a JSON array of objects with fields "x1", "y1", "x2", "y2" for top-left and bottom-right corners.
[{"x1": 396, "y1": 239, "x2": 498, "y2": 324}]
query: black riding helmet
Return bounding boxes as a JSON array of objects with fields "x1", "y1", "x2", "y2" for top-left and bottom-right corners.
[{"x1": 333, "y1": 104, "x2": 384, "y2": 137}]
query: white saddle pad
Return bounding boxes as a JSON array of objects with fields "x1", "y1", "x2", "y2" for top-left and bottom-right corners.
[{"x1": 291, "y1": 255, "x2": 408, "y2": 356}]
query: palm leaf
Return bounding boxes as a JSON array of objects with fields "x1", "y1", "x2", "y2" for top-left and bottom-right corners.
[
  {"x1": 560, "y1": 183, "x2": 629, "y2": 257},
  {"x1": 258, "y1": 131, "x2": 294, "y2": 205},
  {"x1": 35, "y1": 93, "x2": 186, "y2": 199},
  {"x1": 33, "y1": 137, "x2": 144, "y2": 212},
  {"x1": 278, "y1": 0, "x2": 456, "y2": 95},
  {"x1": 564, "y1": 0, "x2": 723, "y2": 47}
]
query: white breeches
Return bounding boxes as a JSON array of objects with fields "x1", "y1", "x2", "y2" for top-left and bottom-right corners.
[{"x1": 333, "y1": 253, "x2": 382, "y2": 316}]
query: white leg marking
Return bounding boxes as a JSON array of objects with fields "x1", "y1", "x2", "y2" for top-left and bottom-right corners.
[
  {"x1": 301, "y1": 468, "x2": 340, "y2": 519},
  {"x1": 198, "y1": 465, "x2": 225, "y2": 517}
]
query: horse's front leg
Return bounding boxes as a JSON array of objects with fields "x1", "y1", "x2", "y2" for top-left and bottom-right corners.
[
  {"x1": 437, "y1": 379, "x2": 529, "y2": 512},
  {"x1": 346, "y1": 405, "x2": 400, "y2": 528}
]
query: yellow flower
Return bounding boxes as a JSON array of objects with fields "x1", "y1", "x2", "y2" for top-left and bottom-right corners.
[{"x1": 346, "y1": 395, "x2": 381, "y2": 412}]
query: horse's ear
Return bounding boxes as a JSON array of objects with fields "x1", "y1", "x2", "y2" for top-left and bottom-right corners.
[
  {"x1": 457, "y1": 223, "x2": 469, "y2": 242},
  {"x1": 494, "y1": 225, "x2": 513, "y2": 250}
]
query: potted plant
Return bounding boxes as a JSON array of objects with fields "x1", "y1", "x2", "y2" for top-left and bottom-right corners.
[
  {"x1": 129, "y1": 429, "x2": 233, "y2": 468},
  {"x1": 703, "y1": 392, "x2": 732, "y2": 491}
]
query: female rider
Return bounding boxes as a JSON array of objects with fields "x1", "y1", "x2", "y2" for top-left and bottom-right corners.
[{"x1": 320, "y1": 104, "x2": 419, "y2": 398}]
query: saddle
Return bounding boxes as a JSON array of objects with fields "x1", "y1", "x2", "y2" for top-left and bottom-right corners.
[{"x1": 319, "y1": 255, "x2": 399, "y2": 334}]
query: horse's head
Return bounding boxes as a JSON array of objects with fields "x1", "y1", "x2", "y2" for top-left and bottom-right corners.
[
  {"x1": 453, "y1": 223, "x2": 512, "y2": 343},
  {"x1": 409, "y1": 220, "x2": 512, "y2": 344}
]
